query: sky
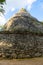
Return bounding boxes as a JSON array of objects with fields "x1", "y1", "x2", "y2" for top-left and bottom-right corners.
[{"x1": 0, "y1": 0, "x2": 43, "y2": 25}]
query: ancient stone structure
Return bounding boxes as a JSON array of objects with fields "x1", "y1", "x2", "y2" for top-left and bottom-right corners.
[{"x1": 0, "y1": 8, "x2": 43, "y2": 59}]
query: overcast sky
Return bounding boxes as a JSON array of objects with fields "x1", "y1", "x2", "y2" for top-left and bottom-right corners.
[{"x1": 0, "y1": 0, "x2": 43, "y2": 25}]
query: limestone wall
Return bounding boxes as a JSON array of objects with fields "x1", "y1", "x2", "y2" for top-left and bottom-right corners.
[{"x1": 0, "y1": 33, "x2": 43, "y2": 58}]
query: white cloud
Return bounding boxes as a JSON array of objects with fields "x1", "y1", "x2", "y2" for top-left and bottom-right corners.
[
  {"x1": 0, "y1": 13, "x2": 6, "y2": 25},
  {"x1": 26, "y1": 0, "x2": 37, "y2": 10},
  {"x1": 4, "y1": 0, "x2": 37, "y2": 14},
  {"x1": 0, "y1": 0, "x2": 37, "y2": 25},
  {"x1": 11, "y1": 8, "x2": 15, "y2": 12},
  {"x1": 26, "y1": 0, "x2": 36, "y2": 4}
]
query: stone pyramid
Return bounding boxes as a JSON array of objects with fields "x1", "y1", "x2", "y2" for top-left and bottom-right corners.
[
  {"x1": 3, "y1": 8, "x2": 43, "y2": 34},
  {"x1": 0, "y1": 8, "x2": 43, "y2": 59}
]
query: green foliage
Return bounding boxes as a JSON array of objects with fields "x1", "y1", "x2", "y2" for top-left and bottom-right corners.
[
  {"x1": 0, "y1": 0, "x2": 5, "y2": 4},
  {"x1": 0, "y1": 0, "x2": 6, "y2": 13}
]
